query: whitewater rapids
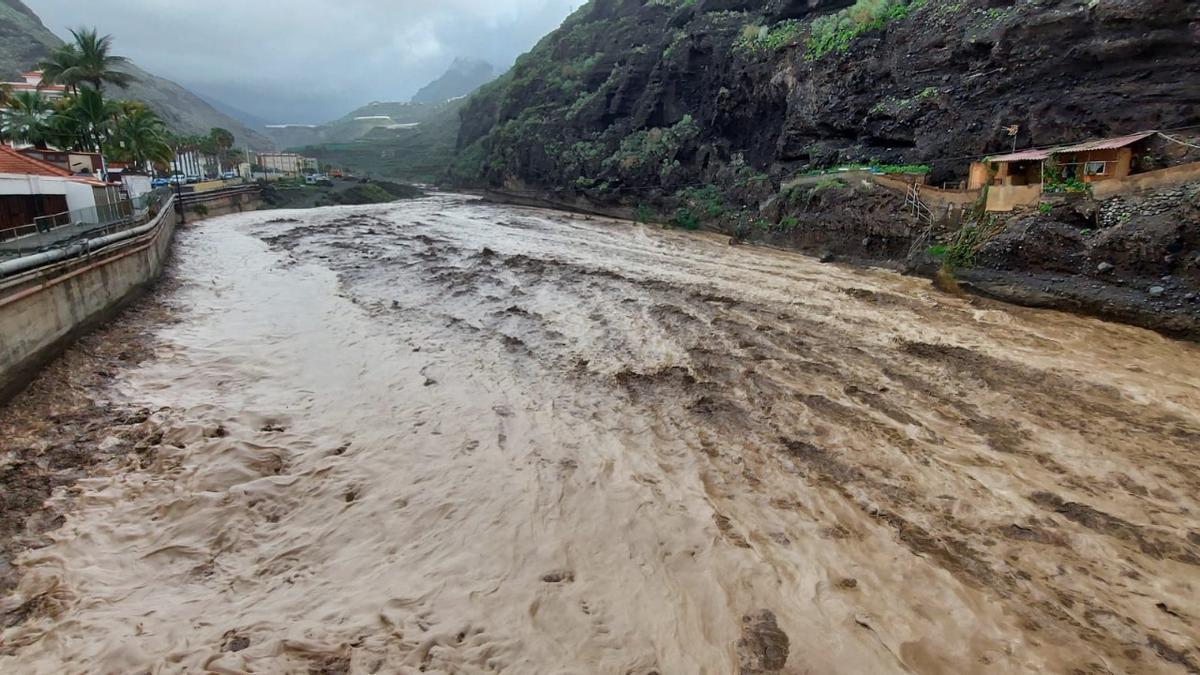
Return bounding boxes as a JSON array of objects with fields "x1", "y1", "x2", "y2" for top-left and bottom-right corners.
[{"x1": 2, "y1": 194, "x2": 1198, "y2": 674}]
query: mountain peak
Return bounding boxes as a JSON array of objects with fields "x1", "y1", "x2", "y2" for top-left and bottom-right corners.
[{"x1": 410, "y1": 58, "x2": 496, "y2": 104}]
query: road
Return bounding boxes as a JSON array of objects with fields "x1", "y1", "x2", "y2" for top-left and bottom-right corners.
[{"x1": 2, "y1": 194, "x2": 1199, "y2": 673}]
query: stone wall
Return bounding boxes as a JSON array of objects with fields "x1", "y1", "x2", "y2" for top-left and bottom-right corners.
[{"x1": 1092, "y1": 161, "x2": 1200, "y2": 200}]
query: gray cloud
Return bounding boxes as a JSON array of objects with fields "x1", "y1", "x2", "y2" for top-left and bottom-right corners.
[{"x1": 25, "y1": 0, "x2": 580, "y2": 123}]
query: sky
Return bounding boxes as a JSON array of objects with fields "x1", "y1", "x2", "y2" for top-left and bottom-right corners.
[{"x1": 25, "y1": 0, "x2": 580, "y2": 124}]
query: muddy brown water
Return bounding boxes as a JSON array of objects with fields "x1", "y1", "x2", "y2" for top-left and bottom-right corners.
[{"x1": 2, "y1": 194, "x2": 1199, "y2": 674}]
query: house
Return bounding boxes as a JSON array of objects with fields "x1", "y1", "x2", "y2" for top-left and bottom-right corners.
[
  {"x1": 1048, "y1": 132, "x2": 1156, "y2": 184},
  {"x1": 0, "y1": 71, "x2": 67, "y2": 102},
  {"x1": 0, "y1": 146, "x2": 121, "y2": 234},
  {"x1": 968, "y1": 131, "x2": 1160, "y2": 212},
  {"x1": 18, "y1": 148, "x2": 104, "y2": 175}
]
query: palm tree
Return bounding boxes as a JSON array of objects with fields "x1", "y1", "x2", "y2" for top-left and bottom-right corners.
[
  {"x1": 0, "y1": 83, "x2": 10, "y2": 144},
  {"x1": 1, "y1": 91, "x2": 54, "y2": 147},
  {"x1": 62, "y1": 87, "x2": 119, "y2": 152},
  {"x1": 41, "y1": 28, "x2": 135, "y2": 94},
  {"x1": 112, "y1": 106, "x2": 172, "y2": 167},
  {"x1": 37, "y1": 44, "x2": 84, "y2": 94}
]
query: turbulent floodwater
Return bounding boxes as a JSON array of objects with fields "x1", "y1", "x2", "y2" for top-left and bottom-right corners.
[{"x1": 3, "y1": 194, "x2": 1200, "y2": 674}]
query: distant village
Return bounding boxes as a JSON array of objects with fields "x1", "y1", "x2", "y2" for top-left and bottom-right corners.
[{"x1": 0, "y1": 70, "x2": 323, "y2": 239}]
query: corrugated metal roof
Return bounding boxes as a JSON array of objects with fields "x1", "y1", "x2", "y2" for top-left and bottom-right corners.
[
  {"x1": 986, "y1": 148, "x2": 1051, "y2": 163},
  {"x1": 1054, "y1": 131, "x2": 1157, "y2": 154},
  {"x1": 983, "y1": 131, "x2": 1158, "y2": 163}
]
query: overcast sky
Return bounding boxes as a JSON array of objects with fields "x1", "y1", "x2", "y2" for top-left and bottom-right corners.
[{"x1": 25, "y1": 0, "x2": 580, "y2": 124}]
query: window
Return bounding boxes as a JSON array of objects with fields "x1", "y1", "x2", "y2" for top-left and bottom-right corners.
[{"x1": 1085, "y1": 161, "x2": 1107, "y2": 176}]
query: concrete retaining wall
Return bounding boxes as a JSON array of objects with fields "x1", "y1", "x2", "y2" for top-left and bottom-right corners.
[
  {"x1": 1092, "y1": 161, "x2": 1200, "y2": 200},
  {"x1": 0, "y1": 202, "x2": 176, "y2": 403},
  {"x1": 986, "y1": 184, "x2": 1042, "y2": 212},
  {"x1": 180, "y1": 188, "x2": 262, "y2": 220}
]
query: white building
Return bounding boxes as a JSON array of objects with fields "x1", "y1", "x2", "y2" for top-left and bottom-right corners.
[
  {"x1": 170, "y1": 150, "x2": 222, "y2": 179},
  {"x1": 0, "y1": 71, "x2": 67, "y2": 103},
  {"x1": 0, "y1": 146, "x2": 122, "y2": 233}
]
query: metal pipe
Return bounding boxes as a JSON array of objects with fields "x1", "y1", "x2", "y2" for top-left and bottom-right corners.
[{"x1": 0, "y1": 200, "x2": 175, "y2": 279}]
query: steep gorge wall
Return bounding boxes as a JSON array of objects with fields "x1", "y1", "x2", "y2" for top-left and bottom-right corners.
[
  {"x1": 458, "y1": 0, "x2": 1199, "y2": 199},
  {"x1": 454, "y1": 0, "x2": 1200, "y2": 337}
]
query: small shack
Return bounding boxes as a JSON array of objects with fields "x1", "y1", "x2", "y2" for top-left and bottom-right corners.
[
  {"x1": 1048, "y1": 131, "x2": 1155, "y2": 184},
  {"x1": 968, "y1": 131, "x2": 1167, "y2": 212},
  {"x1": 969, "y1": 148, "x2": 1050, "y2": 212}
]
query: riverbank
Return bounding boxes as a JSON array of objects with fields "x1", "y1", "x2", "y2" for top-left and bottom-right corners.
[
  {"x1": 0, "y1": 274, "x2": 173, "y2": 597},
  {"x1": 258, "y1": 178, "x2": 424, "y2": 210},
  {"x1": 2, "y1": 196, "x2": 1198, "y2": 673},
  {"x1": 480, "y1": 183, "x2": 1200, "y2": 341}
]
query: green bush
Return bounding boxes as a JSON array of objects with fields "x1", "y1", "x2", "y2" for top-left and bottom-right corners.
[
  {"x1": 635, "y1": 203, "x2": 655, "y2": 223},
  {"x1": 672, "y1": 207, "x2": 700, "y2": 230},
  {"x1": 603, "y1": 115, "x2": 700, "y2": 173},
  {"x1": 678, "y1": 184, "x2": 726, "y2": 218},
  {"x1": 807, "y1": 0, "x2": 925, "y2": 60},
  {"x1": 734, "y1": 20, "x2": 804, "y2": 57},
  {"x1": 874, "y1": 163, "x2": 930, "y2": 174}
]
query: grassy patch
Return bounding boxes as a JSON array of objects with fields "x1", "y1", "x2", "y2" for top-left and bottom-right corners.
[
  {"x1": 807, "y1": 0, "x2": 925, "y2": 60},
  {"x1": 734, "y1": 20, "x2": 804, "y2": 57}
]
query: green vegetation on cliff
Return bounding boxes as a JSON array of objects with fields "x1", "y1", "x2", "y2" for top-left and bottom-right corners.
[{"x1": 451, "y1": 0, "x2": 1198, "y2": 237}]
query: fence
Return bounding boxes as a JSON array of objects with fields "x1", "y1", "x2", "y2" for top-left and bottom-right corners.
[{"x1": 0, "y1": 188, "x2": 173, "y2": 258}]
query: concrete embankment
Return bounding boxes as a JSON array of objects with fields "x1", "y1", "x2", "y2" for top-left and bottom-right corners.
[{"x1": 0, "y1": 187, "x2": 262, "y2": 403}]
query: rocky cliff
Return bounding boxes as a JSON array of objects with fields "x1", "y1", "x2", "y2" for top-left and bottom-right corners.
[{"x1": 455, "y1": 0, "x2": 1200, "y2": 337}]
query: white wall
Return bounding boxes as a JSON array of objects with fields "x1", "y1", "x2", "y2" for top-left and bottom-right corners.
[
  {"x1": 122, "y1": 175, "x2": 153, "y2": 200},
  {"x1": 0, "y1": 173, "x2": 69, "y2": 197},
  {"x1": 63, "y1": 181, "x2": 99, "y2": 213}
]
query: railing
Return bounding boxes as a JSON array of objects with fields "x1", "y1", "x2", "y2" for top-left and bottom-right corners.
[
  {"x1": 0, "y1": 188, "x2": 173, "y2": 258},
  {"x1": 177, "y1": 184, "x2": 260, "y2": 206},
  {"x1": 0, "y1": 195, "x2": 177, "y2": 281},
  {"x1": 904, "y1": 184, "x2": 935, "y2": 227}
]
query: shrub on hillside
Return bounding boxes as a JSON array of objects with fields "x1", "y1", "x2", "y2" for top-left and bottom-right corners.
[{"x1": 807, "y1": 0, "x2": 924, "y2": 60}]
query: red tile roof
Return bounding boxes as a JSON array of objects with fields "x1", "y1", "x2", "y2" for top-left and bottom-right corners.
[{"x1": 0, "y1": 146, "x2": 74, "y2": 177}]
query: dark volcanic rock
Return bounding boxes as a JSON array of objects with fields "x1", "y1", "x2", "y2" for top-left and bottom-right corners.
[
  {"x1": 737, "y1": 609, "x2": 790, "y2": 674},
  {"x1": 453, "y1": 0, "x2": 1200, "y2": 338},
  {"x1": 459, "y1": 0, "x2": 1199, "y2": 195}
]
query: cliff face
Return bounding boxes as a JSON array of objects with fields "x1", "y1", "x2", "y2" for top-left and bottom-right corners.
[
  {"x1": 458, "y1": 0, "x2": 1198, "y2": 191},
  {"x1": 455, "y1": 0, "x2": 1200, "y2": 338}
]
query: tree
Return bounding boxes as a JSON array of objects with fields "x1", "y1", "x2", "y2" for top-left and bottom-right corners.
[
  {"x1": 1, "y1": 91, "x2": 54, "y2": 147},
  {"x1": 37, "y1": 44, "x2": 84, "y2": 94},
  {"x1": 111, "y1": 106, "x2": 172, "y2": 168},
  {"x1": 207, "y1": 127, "x2": 235, "y2": 173},
  {"x1": 41, "y1": 28, "x2": 135, "y2": 94},
  {"x1": 63, "y1": 87, "x2": 119, "y2": 152},
  {"x1": 0, "y1": 83, "x2": 11, "y2": 142}
]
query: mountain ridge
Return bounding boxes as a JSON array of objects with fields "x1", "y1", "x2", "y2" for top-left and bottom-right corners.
[
  {"x1": 410, "y1": 57, "x2": 496, "y2": 104},
  {"x1": 0, "y1": 0, "x2": 273, "y2": 149}
]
